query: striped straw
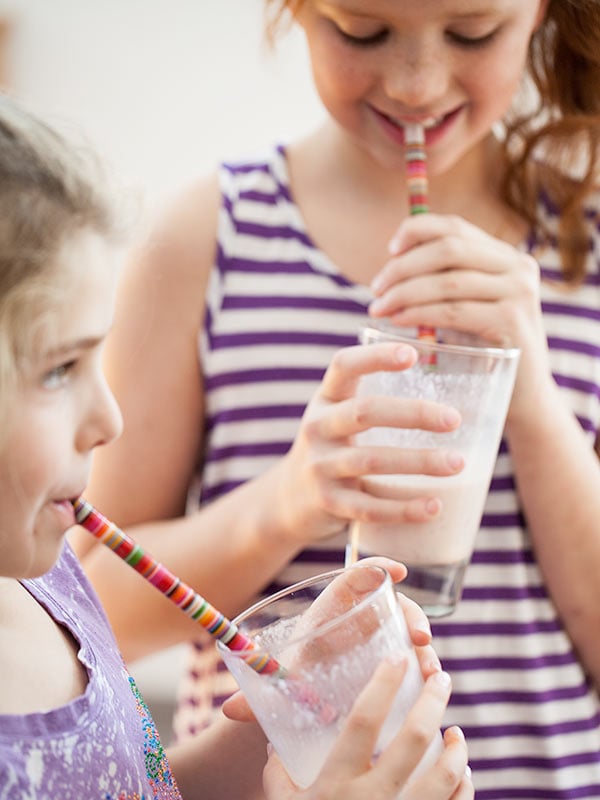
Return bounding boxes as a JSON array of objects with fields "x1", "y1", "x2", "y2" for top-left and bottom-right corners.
[
  {"x1": 72, "y1": 497, "x2": 336, "y2": 722},
  {"x1": 405, "y1": 123, "x2": 437, "y2": 355},
  {"x1": 73, "y1": 498, "x2": 280, "y2": 673}
]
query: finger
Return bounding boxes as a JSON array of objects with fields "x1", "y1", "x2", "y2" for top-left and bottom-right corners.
[
  {"x1": 450, "y1": 773, "x2": 475, "y2": 800},
  {"x1": 318, "y1": 660, "x2": 409, "y2": 780},
  {"x1": 397, "y1": 592, "x2": 433, "y2": 648},
  {"x1": 319, "y1": 342, "x2": 417, "y2": 402},
  {"x1": 386, "y1": 213, "x2": 493, "y2": 263},
  {"x1": 400, "y1": 725, "x2": 471, "y2": 800},
  {"x1": 353, "y1": 556, "x2": 408, "y2": 584},
  {"x1": 374, "y1": 670, "x2": 451, "y2": 787},
  {"x1": 394, "y1": 593, "x2": 441, "y2": 673},
  {"x1": 385, "y1": 300, "x2": 514, "y2": 346},
  {"x1": 314, "y1": 443, "x2": 464, "y2": 482},
  {"x1": 285, "y1": 563, "x2": 401, "y2": 667},
  {"x1": 315, "y1": 484, "x2": 443, "y2": 525},
  {"x1": 370, "y1": 269, "x2": 509, "y2": 318},
  {"x1": 262, "y1": 747, "x2": 297, "y2": 800},
  {"x1": 312, "y1": 395, "x2": 462, "y2": 440},
  {"x1": 221, "y1": 690, "x2": 256, "y2": 722}
]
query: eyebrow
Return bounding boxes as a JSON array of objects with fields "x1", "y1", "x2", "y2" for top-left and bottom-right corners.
[
  {"x1": 318, "y1": 1, "x2": 503, "y2": 21},
  {"x1": 43, "y1": 335, "x2": 106, "y2": 358}
]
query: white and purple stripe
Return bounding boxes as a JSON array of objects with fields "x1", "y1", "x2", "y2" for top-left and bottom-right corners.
[{"x1": 173, "y1": 146, "x2": 600, "y2": 797}]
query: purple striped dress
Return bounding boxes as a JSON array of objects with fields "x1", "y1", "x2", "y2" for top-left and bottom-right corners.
[{"x1": 174, "y1": 145, "x2": 600, "y2": 798}]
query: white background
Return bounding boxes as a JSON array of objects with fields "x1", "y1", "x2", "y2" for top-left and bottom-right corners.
[
  {"x1": 1, "y1": 0, "x2": 323, "y2": 210},
  {"x1": 1, "y1": 0, "x2": 324, "y2": 742}
]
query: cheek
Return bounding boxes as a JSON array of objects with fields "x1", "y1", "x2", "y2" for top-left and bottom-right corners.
[
  {"x1": 464, "y1": 48, "x2": 527, "y2": 121},
  {"x1": 308, "y1": 37, "x2": 373, "y2": 105}
]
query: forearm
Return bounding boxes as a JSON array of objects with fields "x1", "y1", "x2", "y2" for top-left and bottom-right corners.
[
  {"x1": 167, "y1": 714, "x2": 267, "y2": 800},
  {"x1": 506, "y1": 386, "x2": 600, "y2": 685},
  {"x1": 77, "y1": 465, "x2": 303, "y2": 662}
]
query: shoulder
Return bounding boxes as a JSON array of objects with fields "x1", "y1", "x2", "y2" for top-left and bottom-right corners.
[
  {"x1": 219, "y1": 144, "x2": 290, "y2": 205},
  {"x1": 33, "y1": 543, "x2": 113, "y2": 626},
  {"x1": 533, "y1": 171, "x2": 600, "y2": 239}
]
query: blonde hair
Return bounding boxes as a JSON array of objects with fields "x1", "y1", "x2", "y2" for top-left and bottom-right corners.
[
  {"x1": 0, "y1": 94, "x2": 117, "y2": 407},
  {"x1": 265, "y1": 0, "x2": 600, "y2": 283}
]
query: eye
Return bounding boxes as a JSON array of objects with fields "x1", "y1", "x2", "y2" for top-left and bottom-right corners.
[
  {"x1": 42, "y1": 360, "x2": 76, "y2": 390},
  {"x1": 447, "y1": 28, "x2": 499, "y2": 48},
  {"x1": 337, "y1": 27, "x2": 389, "y2": 48}
]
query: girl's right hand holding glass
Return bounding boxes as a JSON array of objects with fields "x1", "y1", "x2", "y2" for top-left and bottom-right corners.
[
  {"x1": 274, "y1": 340, "x2": 464, "y2": 546},
  {"x1": 263, "y1": 662, "x2": 473, "y2": 800}
]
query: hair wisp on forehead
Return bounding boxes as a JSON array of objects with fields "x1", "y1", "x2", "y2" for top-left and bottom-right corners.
[{"x1": 0, "y1": 94, "x2": 118, "y2": 411}]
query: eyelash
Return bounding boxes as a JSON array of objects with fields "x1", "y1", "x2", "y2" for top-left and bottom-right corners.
[
  {"x1": 337, "y1": 29, "x2": 389, "y2": 48},
  {"x1": 43, "y1": 360, "x2": 77, "y2": 389},
  {"x1": 337, "y1": 27, "x2": 498, "y2": 50},
  {"x1": 448, "y1": 30, "x2": 498, "y2": 48}
]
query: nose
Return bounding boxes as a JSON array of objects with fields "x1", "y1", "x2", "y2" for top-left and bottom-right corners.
[
  {"x1": 77, "y1": 373, "x2": 123, "y2": 453},
  {"x1": 384, "y1": 37, "x2": 450, "y2": 110}
]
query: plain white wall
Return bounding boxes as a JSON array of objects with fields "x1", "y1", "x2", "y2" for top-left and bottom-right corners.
[
  {"x1": 1, "y1": 0, "x2": 324, "y2": 209},
  {"x1": 0, "y1": 0, "x2": 324, "y2": 743}
]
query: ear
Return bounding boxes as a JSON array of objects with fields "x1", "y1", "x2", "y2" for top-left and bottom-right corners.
[{"x1": 533, "y1": 0, "x2": 550, "y2": 31}]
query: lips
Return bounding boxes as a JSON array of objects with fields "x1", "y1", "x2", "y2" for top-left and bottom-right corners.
[
  {"x1": 372, "y1": 105, "x2": 463, "y2": 148},
  {"x1": 51, "y1": 498, "x2": 77, "y2": 528}
]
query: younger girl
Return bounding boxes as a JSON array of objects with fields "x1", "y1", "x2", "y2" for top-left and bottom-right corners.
[{"x1": 0, "y1": 93, "x2": 471, "y2": 799}]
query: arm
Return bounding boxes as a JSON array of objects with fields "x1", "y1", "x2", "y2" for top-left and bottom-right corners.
[{"x1": 502, "y1": 391, "x2": 600, "y2": 687}]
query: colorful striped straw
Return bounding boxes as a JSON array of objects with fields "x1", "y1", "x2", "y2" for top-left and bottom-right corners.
[
  {"x1": 405, "y1": 123, "x2": 437, "y2": 358},
  {"x1": 73, "y1": 497, "x2": 337, "y2": 722}
]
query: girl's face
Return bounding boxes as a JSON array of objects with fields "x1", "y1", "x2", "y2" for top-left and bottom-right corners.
[
  {"x1": 297, "y1": 0, "x2": 548, "y2": 174},
  {"x1": 0, "y1": 230, "x2": 123, "y2": 580}
]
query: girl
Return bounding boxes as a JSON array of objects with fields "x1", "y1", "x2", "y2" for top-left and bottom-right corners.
[
  {"x1": 74, "y1": 0, "x2": 600, "y2": 796},
  {"x1": 0, "y1": 93, "x2": 471, "y2": 799}
]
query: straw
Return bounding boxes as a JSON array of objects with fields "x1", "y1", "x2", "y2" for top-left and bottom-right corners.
[
  {"x1": 72, "y1": 497, "x2": 337, "y2": 722},
  {"x1": 405, "y1": 123, "x2": 437, "y2": 356}
]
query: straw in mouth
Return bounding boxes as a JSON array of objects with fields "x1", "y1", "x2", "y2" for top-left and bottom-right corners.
[{"x1": 404, "y1": 122, "x2": 437, "y2": 356}]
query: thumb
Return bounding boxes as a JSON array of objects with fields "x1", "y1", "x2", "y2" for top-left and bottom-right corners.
[{"x1": 221, "y1": 690, "x2": 256, "y2": 722}]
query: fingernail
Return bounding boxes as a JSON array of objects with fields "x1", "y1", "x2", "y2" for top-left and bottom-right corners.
[
  {"x1": 450, "y1": 725, "x2": 465, "y2": 741},
  {"x1": 425, "y1": 657, "x2": 442, "y2": 673},
  {"x1": 369, "y1": 297, "x2": 386, "y2": 314},
  {"x1": 465, "y1": 765, "x2": 472, "y2": 778},
  {"x1": 394, "y1": 344, "x2": 413, "y2": 364},
  {"x1": 388, "y1": 235, "x2": 401, "y2": 254},
  {"x1": 425, "y1": 498, "x2": 441, "y2": 517},
  {"x1": 370, "y1": 274, "x2": 384, "y2": 294},
  {"x1": 447, "y1": 452, "x2": 464, "y2": 471},
  {"x1": 414, "y1": 618, "x2": 432, "y2": 637},
  {"x1": 442, "y1": 408, "x2": 461, "y2": 427},
  {"x1": 266, "y1": 742, "x2": 273, "y2": 756},
  {"x1": 433, "y1": 670, "x2": 452, "y2": 689}
]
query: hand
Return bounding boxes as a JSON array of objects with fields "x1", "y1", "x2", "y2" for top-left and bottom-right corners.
[
  {"x1": 222, "y1": 557, "x2": 440, "y2": 724},
  {"x1": 272, "y1": 340, "x2": 464, "y2": 546},
  {"x1": 369, "y1": 213, "x2": 553, "y2": 422},
  {"x1": 262, "y1": 663, "x2": 473, "y2": 800}
]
